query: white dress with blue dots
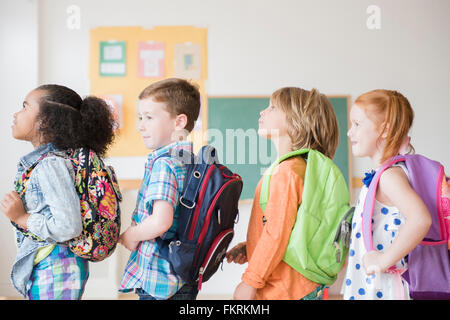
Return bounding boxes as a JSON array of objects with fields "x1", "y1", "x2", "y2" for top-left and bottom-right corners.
[{"x1": 341, "y1": 167, "x2": 410, "y2": 300}]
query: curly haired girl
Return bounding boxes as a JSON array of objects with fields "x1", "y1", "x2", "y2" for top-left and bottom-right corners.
[{"x1": 0, "y1": 84, "x2": 116, "y2": 299}]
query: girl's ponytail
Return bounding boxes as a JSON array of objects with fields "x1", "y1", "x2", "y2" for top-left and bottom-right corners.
[
  {"x1": 354, "y1": 89, "x2": 414, "y2": 163},
  {"x1": 78, "y1": 96, "x2": 116, "y2": 156},
  {"x1": 36, "y1": 84, "x2": 116, "y2": 157}
]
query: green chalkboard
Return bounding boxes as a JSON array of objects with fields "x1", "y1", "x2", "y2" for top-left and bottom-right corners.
[{"x1": 207, "y1": 96, "x2": 350, "y2": 200}]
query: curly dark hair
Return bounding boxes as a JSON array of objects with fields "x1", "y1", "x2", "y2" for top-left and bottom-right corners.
[{"x1": 36, "y1": 84, "x2": 116, "y2": 157}]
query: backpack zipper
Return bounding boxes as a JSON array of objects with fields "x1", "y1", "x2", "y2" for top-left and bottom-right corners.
[
  {"x1": 197, "y1": 228, "x2": 234, "y2": 290},
  {"x1": 192, "y1": 178, "x2": 240, "y2": 267}
]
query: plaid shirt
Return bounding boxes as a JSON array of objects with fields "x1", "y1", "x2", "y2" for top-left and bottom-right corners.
[{"x1": 119, "y1": 141, "x2": 192, "y2": 299}]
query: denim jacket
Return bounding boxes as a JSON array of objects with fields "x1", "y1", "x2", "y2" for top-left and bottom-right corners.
[{"x1": 10, "y1": 143, "x2": 82, "y2": 297}]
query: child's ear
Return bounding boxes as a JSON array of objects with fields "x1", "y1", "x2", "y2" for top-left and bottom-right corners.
[{"x1": 175, "y1": 113, "x2": 188, "y2": 130}]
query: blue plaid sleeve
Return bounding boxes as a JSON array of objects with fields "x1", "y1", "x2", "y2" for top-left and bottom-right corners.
[{"x1": 145, "y1": 158, "x2": 180, "y2": 211}]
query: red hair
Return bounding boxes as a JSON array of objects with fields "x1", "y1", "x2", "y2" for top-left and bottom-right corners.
[{"x1": 354, "y1": 89, "x2": 414, "y2": 164}]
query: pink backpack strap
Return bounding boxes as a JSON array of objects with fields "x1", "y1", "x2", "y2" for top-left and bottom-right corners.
[{"x1": 361, "y1": 155, "x2": 406, "y2": 251}]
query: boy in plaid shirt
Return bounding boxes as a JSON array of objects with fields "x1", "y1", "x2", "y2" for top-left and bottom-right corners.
[{"x1": 119, "y1": 78, "x2": 201, "y2": 300}]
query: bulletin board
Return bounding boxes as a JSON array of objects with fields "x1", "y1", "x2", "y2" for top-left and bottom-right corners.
[
  {"x1": 207, "y1": 96, "x2": 352, "y2": 200},
  {"x1": 89, "y1": 26, "x2": 208, "y2": 157}
]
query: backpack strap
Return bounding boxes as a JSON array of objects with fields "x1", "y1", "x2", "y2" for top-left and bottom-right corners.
[
  {"x1": 179, "y1": 145, "x2": 219, "y2": 209},
  {"x1": 150, "y1": 150, "x2": 183, "y2": 260},
  {"x1": 362, "y1": 154, "x2": 446, "y2": 251},
  {"x1": 77, "y1": 148, "x2": 92, "y2": 216},
  {"x1": 15, "y1": 152, "x2": 54, "y2": 196},
  {"x1": 361, "y1": 155, "x2": 406, "y2": 251},
  {"x1": 12, "y1": 152, "x2": 54, "y2": 242},
  {"x1": 259, "y1": 148, "x2": 310, "y2": 224},
  {"x1": 149, "y1": 146, "x2": 212, "y2": 209}
]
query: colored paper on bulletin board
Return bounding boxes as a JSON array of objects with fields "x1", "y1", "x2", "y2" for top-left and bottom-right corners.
[
  {"x1": 100, "y1": 94, "x2": 124, "y2": 130},
  {"x1": 99, "y1": 41, "x2": 126, "y2": 76},
  {"x1": 89, "y1": 26, "x2": 208, "y2": 157},
  {"x1": 174, "y1": 43, "x2": 202, "y2": 79},
  {"x1": 138, "y1": 41, "x2": 165, "y2": 78}
]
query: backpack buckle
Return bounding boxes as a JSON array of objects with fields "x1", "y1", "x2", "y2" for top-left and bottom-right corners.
[
  {"x1": 180, "y1": 196, "x2": 196, "y2": 209},
  {"x1": 334, "y1": 242, "x2": 341, "y2": 263}
]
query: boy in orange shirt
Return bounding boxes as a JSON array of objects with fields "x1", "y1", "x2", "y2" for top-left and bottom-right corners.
[{"x1": 226, "y1": 87, "x2": 339, "y2": 300}]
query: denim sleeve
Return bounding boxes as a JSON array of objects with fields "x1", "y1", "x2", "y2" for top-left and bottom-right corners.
[{"x1": 27, "y1": 156, "x2": 82, "y2": 242}]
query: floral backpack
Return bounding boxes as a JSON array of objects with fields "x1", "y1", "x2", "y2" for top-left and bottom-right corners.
[{"x1": 13, "y1": 148, "x2": 122, "y2": 262}]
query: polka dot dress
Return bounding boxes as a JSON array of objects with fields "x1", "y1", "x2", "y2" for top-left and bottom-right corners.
[{"x1": 341, "y1": 178, "x2": 410, "y2": 300}]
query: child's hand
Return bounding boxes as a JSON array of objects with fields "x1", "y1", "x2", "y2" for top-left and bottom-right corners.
[
  {"x1": 226, "y1": 242, "x2": 247, "y2": 264},
  {"x1": 0, "y1": 191, "x2": 29, "y2": 228},
  {"x1": 233, "y1": 281, "x2": 256, "y2": 300},
  {"x1": 362, "y1": 250, "x2": 389, "y2": 274},
  {"x1": 119, "y1": 226, "x2": 141, "y2": 252}
]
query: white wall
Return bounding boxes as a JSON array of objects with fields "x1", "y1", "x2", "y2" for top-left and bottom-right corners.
[
  {"x1": 38, "y1": 0, "x2": 450, "y2": 174},
  {"x1": 1, "y1": 0, "x2": 449, "y2": 298},
  {"x1": 0, "y1": 0, "x2": 39, "y2": 297}
]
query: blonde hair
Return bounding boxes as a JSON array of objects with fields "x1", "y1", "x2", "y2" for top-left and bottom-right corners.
[
  {"x1": 271, "y1": 87, "x2": 339, "y2": 159},
  {"x1": 354, "y1": 89, "x2": 414, "y2": 163}
]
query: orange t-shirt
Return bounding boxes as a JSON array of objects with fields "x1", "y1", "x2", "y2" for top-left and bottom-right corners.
[{"x1": 241, "y1": 157, "x2": 320, "y2": 300}]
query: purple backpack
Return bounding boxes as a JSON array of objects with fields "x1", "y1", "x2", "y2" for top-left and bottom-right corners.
[{"x1": 362, "y1": 154, "x2": 450, "y2": 299}]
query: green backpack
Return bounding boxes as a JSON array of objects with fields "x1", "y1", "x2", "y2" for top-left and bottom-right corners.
[{"x1": 259, "y1": 148, "x2": 354, "y2": 285}]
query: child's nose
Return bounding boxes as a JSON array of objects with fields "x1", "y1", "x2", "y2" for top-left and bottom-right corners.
[{"x1": 137, "y1": 120, "x2": 144, "y2": 131}]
